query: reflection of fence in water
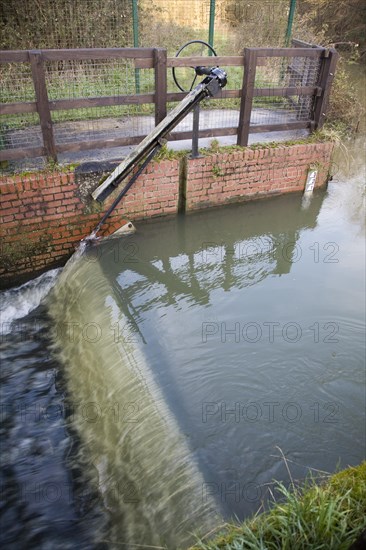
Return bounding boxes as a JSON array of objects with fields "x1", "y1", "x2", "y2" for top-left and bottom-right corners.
[
  {"x1": 119, "y1": 236, "x2": 289, "y2": 314},
  {"x1": 91, "y1": 193, "x2": 324, "y2": 316}
]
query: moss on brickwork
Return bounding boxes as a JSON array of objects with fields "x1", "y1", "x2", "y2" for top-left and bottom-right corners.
[
  {"x1": 0, "y1": 234, "x2": 52, "y2": 271},
  {"x1": 83, "y1": 199, "x2": 104, "y2": 215},
  {"x1": 211, "y1": 164, "x2": 225, "y2": 177},
  {"x1": 199, "y1": 129, "x2": 338, "y2": 156},
  {"x1": 155, "y1": 143, "x2": 190, "y2": 161},
  {"x1": 4, "y1": 163, "x2": 79, "y2": 179}
]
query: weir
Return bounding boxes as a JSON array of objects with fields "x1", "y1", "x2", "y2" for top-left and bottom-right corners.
[
  {"x1": 0, "y1": 45, "x2": 345, "y2": 548},
  {"x1": 46, "y1": 191, "x2": 326, "y2": 546},
  {"x1": 0, "y1": 53, "x2": 339, "y2": 547},
  {"x1": 47, "y1": 249, "x2": 220, "y2": 547},
  {"x1": 3, "y1": 158, "x2": 365, "y2": 546}
]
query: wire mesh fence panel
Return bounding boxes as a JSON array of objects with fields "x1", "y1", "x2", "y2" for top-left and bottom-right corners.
[
  {"x1": 0, "y1": 56, "x2": 156, "y2": 157},
  {"x1": 44, "y1": 59, "x2": 156, "y2": 146},
  {"x1": 0, "y1": 63, "x2": 36, "y2": 103},
  {"x1": 251, "y1": 55, "x2": 322, "y2": 126},
  {"x1": 52, "y1": 107, "x2": 155, "y2": 146},
  {"x1": 1, "y1": 0, "x2": 291, "y2": 54},
  {"x1": 198, "y1": 99, "x2": 240, "y2": 131},
  {"x1": 0, "y1": 113, "x2": 42, "y2": 150},
  {"x1": 214, "y1": 0, "x2": 290, "y2": 53},
  {"x1": 255, "y1": 55, "x2": 321, "y2": 88},
  {"x1": 0, "y1": 45, "x2": 332, "y2": 167},
  {"x1": 44, "y1": 59, "x2": 155, "y2": 101},
  {"x1": 286, "y1": 55, "x2": 322, "y2": 121},
  {"x1": 139, "y1": 0, "x2": 212, "y2": 55},
  {"x1": 0, "y1": 62, "x2": 41, "y2": 156},
  {"x1": 164, "y1": 101, "x2": 239, "y2": 140},
  {"x1": 139, "y1": 0, "x2": 290, "y2": 55}
]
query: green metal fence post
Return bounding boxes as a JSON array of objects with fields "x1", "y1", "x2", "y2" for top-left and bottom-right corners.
[
  {"x1": 285, "y1": 0, "x2": 297, "y2": 46},
  {"x1": 132, "y1": 0, "x2": 140, "y2": 93},
  {"x1": 208, "y1": 0, "x2": 216, "y2": 55}
]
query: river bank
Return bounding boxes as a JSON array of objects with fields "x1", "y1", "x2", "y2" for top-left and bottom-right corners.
[{"x1": 190, "y1": 461, "x2": 366, "y2": 549}]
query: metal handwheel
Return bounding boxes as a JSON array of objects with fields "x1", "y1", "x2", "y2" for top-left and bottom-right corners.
[{"x1": 172, "y1": 40, "x2": 218, "y2": 92}]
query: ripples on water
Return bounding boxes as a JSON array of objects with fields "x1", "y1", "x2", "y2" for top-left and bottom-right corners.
[{"x1": 1, "y1": 136, "x2": 365, "y2": 548}]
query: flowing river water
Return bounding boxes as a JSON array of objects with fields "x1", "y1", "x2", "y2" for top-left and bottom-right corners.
[{"x1": 1, "y1": 130, "x2": 365, "y2": 547}]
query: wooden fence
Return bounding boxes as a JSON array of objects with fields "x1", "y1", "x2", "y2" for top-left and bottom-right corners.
[{"x1": 0, "y1": 44, "x2": 338, "y2": 163}]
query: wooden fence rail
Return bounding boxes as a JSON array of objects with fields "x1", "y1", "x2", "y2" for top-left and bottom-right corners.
[{"x1": 0, "y1": 44, "x2": 338, "y2": 162}]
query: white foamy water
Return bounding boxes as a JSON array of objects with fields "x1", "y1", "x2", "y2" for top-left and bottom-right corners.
[{"x1": 0, "y1": 268, "x2": 60, "y2": 334}]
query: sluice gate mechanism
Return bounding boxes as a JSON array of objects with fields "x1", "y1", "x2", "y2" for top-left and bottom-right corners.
[{"x1": 87, "y1": 52, "x2": 227, "y2": 239}]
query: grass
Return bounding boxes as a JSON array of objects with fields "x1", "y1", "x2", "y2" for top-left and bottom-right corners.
[
  {"x1": 196, "y1": 127, "x2": 343, "y2": 156},
  {"x1": 155, "y1": 143, "x2": 190, "y2": 161},
  {"x1": 189, "y1": 461, "x2": 366, "y2": 550}
]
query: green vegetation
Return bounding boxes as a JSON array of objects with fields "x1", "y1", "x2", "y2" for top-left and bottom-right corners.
[
  {"x1": 0, "y1": 234, "x2": 51, "y2": 270},
  {"x1": 202, "y1": 128, "x2": 341, "y2": 154},
  {"x1": 296, "y1": 0, "x2": 365, "y2": 55},
  {"x1": 190, "y1": 462, "x2": 366, "y2": 550},
  {"x1": 325, "y1": 61, "x2": 364, "y2": 134},
  {"x1": 211, "y1": 164, "x2": 224, "y2": 177},
  {"x1": 9, "y1": 161, "x2": 80, "y2": 179},
  {"x1": 155, "y1": 143, "x2": 190, "y2": 161},
  {"x1": 220, "y1": 0, "x2": 290, "y2": 51},
  {"x1": 292, "y1": 0, "x2": 365, "y2": 134},
  {"x1": 149, "y1": 128, "x2": 342, "y2": 162},
  {"x1": 0, "y1": 0, "x2": 133, "y2": 50}
]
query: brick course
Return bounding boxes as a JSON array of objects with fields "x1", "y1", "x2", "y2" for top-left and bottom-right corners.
[{"x1": 185, "y1": 142, "x2": 334, "y2": 211}]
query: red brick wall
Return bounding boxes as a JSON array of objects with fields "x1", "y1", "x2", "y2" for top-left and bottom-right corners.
[
  {"x1": 185, "y1": 142, "x2": 333, "y2": 210},
  {"x1": 0, "y1": 142, "x2": 333, "y2": 287},
  {"x1": 0, "y1": 159, "x2": 180, "y2": 286},
  {"x1": 121, "y1": 159, "x2": 180, "y2": 219}
]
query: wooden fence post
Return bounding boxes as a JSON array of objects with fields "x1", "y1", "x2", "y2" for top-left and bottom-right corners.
[
  {"x1": 154, "y1": 48, "x2": 167, "y2": 126},
  {"x1": 237, "y1": 48, "x2": 257, "y2": 147},
  {"x1": 29, "y1": 50, "x2": 57, "y2": 162},
  {"x1": 313, "y1": 48, "x2": 338, "y2": 130}
]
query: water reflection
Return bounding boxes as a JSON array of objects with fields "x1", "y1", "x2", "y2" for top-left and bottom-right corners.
[
  {"x1": 78, "y1": 183, "x2": 364, "y2": 527},
  {"x1": 87, "y1": 191, "x2": 325, "y2": 315}
]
